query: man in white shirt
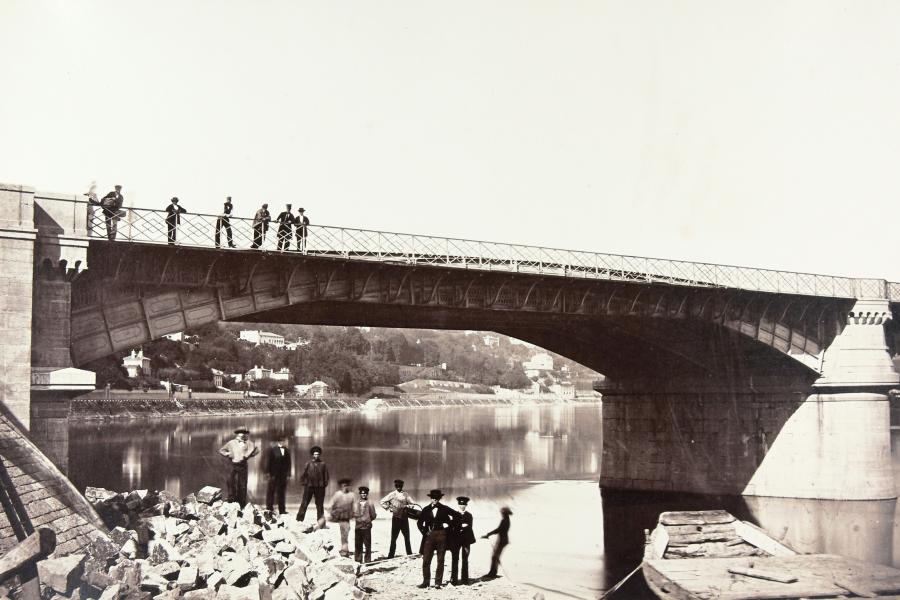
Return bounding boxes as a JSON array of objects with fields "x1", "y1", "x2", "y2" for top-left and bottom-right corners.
[
  {"x1": 380, "y1": 478, "x2": 415, "y2": 557},
  {"x1": 218, "y1": 427, "x2": 259, "y2": 506}
]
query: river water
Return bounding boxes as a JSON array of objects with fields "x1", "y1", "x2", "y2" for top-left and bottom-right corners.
[{"x1": 67, "y1": 404, "x2": 900, "y2": 599}]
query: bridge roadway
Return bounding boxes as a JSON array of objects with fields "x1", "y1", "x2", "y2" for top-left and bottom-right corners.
[{"x1": 2, "y1": 182, "x2": 899, "y2": 503}]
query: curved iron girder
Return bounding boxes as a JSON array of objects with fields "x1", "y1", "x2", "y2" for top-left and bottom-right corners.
[
  {"x1": 159, "y1": 251, "x2": 179, "y2": 284},
  {"x1": 489, "y1": 278, "x2": 514, "y2": 307},
  {"x1": 652, "y1": 290, "x2": 668, "y2": 315},
  {"x1": 393, "y1": 268, "x2": 416, "y2": 303},
  {"x1": 203, "y1": 255, "x2": 223, "y2": 287},
  {"x1": 628, "y1": 288, "x2": 646, "y2": 314},
  {"x1": 520, "y1": 279, "x2": 542, "y2": 309},
  {"x1": 427, "y1": 271, "x2": 450, "y2": 305},
  {"x1": 551, "y1": 279, "x2": 577, "y2": 312},
  {"x1": 357, "y1": 266, "x2": 382, "y2": 301}
]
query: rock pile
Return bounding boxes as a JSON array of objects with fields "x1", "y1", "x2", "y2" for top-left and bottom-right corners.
[{"x1": 40, "y1": 486, "x2": 372, "y2": 600}]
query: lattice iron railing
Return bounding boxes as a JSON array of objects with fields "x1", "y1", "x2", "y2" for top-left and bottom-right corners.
[{"x1": 83, "y1": 203, "x2": 898, "y2": 300}]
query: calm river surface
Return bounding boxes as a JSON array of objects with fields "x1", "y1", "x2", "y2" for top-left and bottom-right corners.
[{"x1": 67, "y1": 405, "x2": 900, "y2": 599}]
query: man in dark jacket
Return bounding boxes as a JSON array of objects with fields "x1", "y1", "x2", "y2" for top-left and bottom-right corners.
[
  {"x1": 449, "y1": 496, "x2": 476, "y2": 585},
  {"x1": 296, "y1": 445, "x2": 329, "y2": 525},
  {"x1": 92, "y1": 185, "x2": 123, "y2": 240},
  {"x1": 165, "y1": 197, "x2": 187, "y2": 245},
  {"x1": 482, "y1": 506, "x2": 512, "y2": 578},
  {"x1": 416, "y1": 489, "x2": 459, "y2": 589},
  {"x1": 264, "y1": 434, "x2": 292, "y2": 514},
  {"x1": 275, "y1": 204, "x2": 294, "y2": 251},
  {"x1": 251, "y1": 203, "x2": 271, "y2": 249},
  {"x1": 295, "y1": 207, "x2": 309, "y2": 253},
  {"x1": 215, "y1": 196, "x2": 236, "y2": 248}
]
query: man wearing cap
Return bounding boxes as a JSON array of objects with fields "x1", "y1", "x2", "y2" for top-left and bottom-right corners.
[
  {"x1": 449, "y1": 496, "x2": 476, "y2": 585},
  {"x1": 215, "y1": 196, "x2": 236, "y2": 248},
  {"x1": 275, "y1": 204, "x2": 294, "y2": 251},
  {"x1": 416, "y1": 489, "x2": 460, "y2": 589},
  {"x1": 264, "y1": 434, "x2": 292, "y2": 515},
  {"x1": 294, "y1": 207, "x2": 309, "y2": 254},
  {"x1": 330, "y1": 478, "x2": 356, "y2": 558},
  {"x1": 165, "y1": 197, "x2": 187, "y2": 245},
  {"x1": 482, "y1": 506, "x2": 513, "y2": 578},
  {"x1": 297, "y1": 446, "x2": 329, "y2": 525},
  {"x1": 218, "y1": 427, "x2": 259, "y2": 506},
  {"x1": 92, "y1": 184, "x2": 123, "y2": 240},
  {"x1": 353, "y1": 486, "x2": 377, "y2": 563},
  {"x1": 251, "y1": 203, "x2": 271, "y2": 249},
  {"x1": 380, "y1": 479, "x2": 415, "y2": 557}
]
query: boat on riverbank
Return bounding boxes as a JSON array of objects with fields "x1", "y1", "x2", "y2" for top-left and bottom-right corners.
[{"x1": 643, "y1": 510, "x2": 900, "y2": 599}]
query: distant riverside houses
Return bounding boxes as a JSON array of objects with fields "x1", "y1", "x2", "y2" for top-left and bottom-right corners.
[
  {"x1": 522, "y1": 352, "x2": 554, "y2": 378},
  {"x1": 239, "y1": 329, "x2": 285, "y2": 348},
  {"x1": 294, "y1": 380, "x2": 331, "y2": 398},
  {"x1": 398, "y1": 379, "x2": 475, "y2": 393},
  {"x1": 244, "y1": 366, "x2": 292, "y2": 382},
  {"x1": 210, "y1": 368, "x2": 225, "y2": 388},
  {"x1": 122, "y1": 349, "x2": 152, "y2": 378}
]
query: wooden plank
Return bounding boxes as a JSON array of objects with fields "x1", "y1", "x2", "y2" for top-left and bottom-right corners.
[
  {"x1": 660, "y1": 510, "x2": 736, "y2": 526},
  {"x1": 0, "y1": 529, "x2": 56, "y2": 580},
  {"x1": 833, "y1": 579, "x2": 877, "y2": 597},
  {"x1": 727, "y1": 566, "x2": 798, "y2": 583},
  {"x1": 733, "y1": 520, "x2": 796, "y2": 557}
]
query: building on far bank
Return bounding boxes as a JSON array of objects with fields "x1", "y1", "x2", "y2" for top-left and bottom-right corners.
[
  {"x1": 296, "y1": 380, "x2": 332, "y2": 398},
  {"x1": 398, "y1": 379, "x2": 474, "y2": 393},
  {"x1": 210, "y1": 368, "x2": 225, "y2": 388},
  {"x1": 522, "y1": 352, "x2": 553, "y2": 378},
  {"x1": 239, "y1": 330, "x2": 285, "y2": 348},
  {"x1": 122, "y1": 349, "x2": 151, "y2": 378},
  {"x1": 271, "y1": 367, "x2": 292, "y2": 381},
  {"x1": 163, "y1": 332, "x2": 184, "y2": 342},
  {"x1": 482, "y1": 335, "x2": 500, "y2": 348},
  {"x1": 245, "y1": 365, "x2": 273, "y2": 381},
  {"x1": 549, "y1": 382, "x2": 576, "y2": 398}
]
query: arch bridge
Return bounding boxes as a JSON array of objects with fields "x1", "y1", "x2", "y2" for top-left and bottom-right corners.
[{"x1": 3, "y1": 183, "x2": 898, "y2": 500}]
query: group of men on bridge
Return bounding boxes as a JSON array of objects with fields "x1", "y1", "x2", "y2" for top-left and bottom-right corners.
[
  {"x1": 87, "y1": 184, "x2": 310, "y2": 251},
  {"x1": 218, "y1": 428, "x2": 512, "y2": 588}
]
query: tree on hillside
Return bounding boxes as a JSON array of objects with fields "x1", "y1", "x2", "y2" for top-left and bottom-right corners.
[{"x1": 499, "y1": 366, "x2": 531, "y2": 390}]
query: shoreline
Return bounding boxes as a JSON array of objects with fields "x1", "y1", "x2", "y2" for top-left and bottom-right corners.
[{"x1": 69, "y1": 394, "x2": 600, "y2": 420}]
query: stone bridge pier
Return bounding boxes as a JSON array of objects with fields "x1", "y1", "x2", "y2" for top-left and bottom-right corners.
[
  {"x1": 600, "y1": 298, "x2": 899, "y2": 500},
  {"x1": 0, "y1": 184, "x2": 94, "y2": 470}
]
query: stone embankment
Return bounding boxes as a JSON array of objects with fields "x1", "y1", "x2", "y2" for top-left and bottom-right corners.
[
  {"x1": 69, "y1": 394, "x2": 586, "y2": 420},
  {"x1": 24, "y1": 486, "x2": 530, "y2": 600}
]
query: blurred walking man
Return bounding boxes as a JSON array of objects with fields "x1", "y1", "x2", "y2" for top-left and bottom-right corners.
[
  {"x1": 330, "y1": 478, "x2": 356, "y2": 558},
  {"x1": 482, "y1": 506, "x2": 512, "y2": 578}
]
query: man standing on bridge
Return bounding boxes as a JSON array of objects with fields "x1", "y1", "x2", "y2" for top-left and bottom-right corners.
[
  {"x1": 295, "y1": 207, "x2": 309, "y2": 254},
  {"x1": 91, "y1": 184, "x2": 123, "y2": 241},
  {"x1": 215, "y1": 196, "x2": 236, "y2": 248},
  {"x1": 275, "y1": 203, "x2": 295, "y2": 251},
  {"x1": 251, "y1": 203, "x2": 271, "y2": 249},
  {"x1": 165, "y1": 197, "x2": 187, "y2": 245}
]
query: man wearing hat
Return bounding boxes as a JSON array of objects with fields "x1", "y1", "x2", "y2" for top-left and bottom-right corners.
[
  {"x1": 251, "y1": 202, "x2": 271, "y2": 249},
  {"x1": 294, "y1": 207, "x2": 309, "y2": 254},
  {"x1": 449, "y1": 496, "x2": 476, "y2": 585},
  {"x1": 482, "y1": 506, "x2": 513, "y2": 579},
  {"x1": 353, "y1": 486, "x2": 377, "y2": 563},
  {"x1": 330, "y1": 478, "x2": 356, "y2": 557},
  {"x1": 264, "y1": 434, "x2": 292, "y2": 515},
  {"x1": 297, "y1": 445, "x2": 330, "y2": 525},
  {"x1": 416, "y1": 489, "x2": 460, "y2": 589},
  {"x1": 380, "y1": 479, "x2": 416, "y2": 557},
  {"x1": 275, "y1": 203, "x2": 294, "y2": 251},
  {"x1": 164, "y1": 196, "x2": 187, "y2": 245},
  {"x1": 92, "y1": 184, "x2": 123, "y2": 240},
  {"x1": 215, "y1": 196, "x2": 236, "y2": 248},
  {"x1": 218, "y1": 427, "x2": 259, "y2": 506}
]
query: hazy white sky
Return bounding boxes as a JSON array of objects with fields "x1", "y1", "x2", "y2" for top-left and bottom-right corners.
[{"x1": 2, "y1": 1, "x2": 898, "y2": 280}]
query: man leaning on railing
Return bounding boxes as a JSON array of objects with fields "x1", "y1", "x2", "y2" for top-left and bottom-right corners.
[
  {"x1": 165, "y1": 197, "x2": 187, "y2": 245},
  {"x1": 87, "y1": 184, "x2": 124, "y2": 240}
]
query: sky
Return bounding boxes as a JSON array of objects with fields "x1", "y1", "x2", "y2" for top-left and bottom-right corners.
[{"x1": 2, "y1": 1, "x2": 899, "y2": 281}]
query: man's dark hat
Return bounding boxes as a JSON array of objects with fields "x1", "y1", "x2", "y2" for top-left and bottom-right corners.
[
  {"x1": 310, "y1": 445, "x2": 322, "y2": 454},
  {"x1": 456, "y1": 496, "x2": 470, "y2": 505},
  {"x1": 298, "y1": 207, "x2": 305, "y2": 212},
  {"x1": 427, "y1": 489, "x2": 444, "y2": 499},
  {"x1": 358, "y1": 486, "x2": 369, "y2": 493},
  {"x1": 394, "y1": 479, "x2": 404, "y2": 486},
  {"x1": 338, "y1": 478, "x2": 352, "y2": 485},
  {"x1": 171, "y1": 197, "x2": 179, "y2": 202},
  {"x1": 234, "y1": 427, "x2": 249, "y2": 434},
  {"x1": 501, "y1": 506, "x2": 513, "y2": 516}
]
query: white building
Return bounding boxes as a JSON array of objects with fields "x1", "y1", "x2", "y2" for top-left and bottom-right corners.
[
  {"x1": 284, "y1": 338, "x2": 310, "y2": 351},
  {"x1": 239, "y1": 330, "x2": 285, "y2": 348},
  {"x1": 482, "y1": 335, "x2": 500, "y2": 348},
  {"x1": 163, "y1": 332, "x2": 184, "y2": 342},
  {"x1": 210, "y1": 368, "x2": 225, "y2": 388},
  {"x1": 271, "y1": 367, "x2": 292, "y2": 381},
  {"x1": 122, "y1": 350, "x2": 151, "y2": 378},
  {"x1": 522, "y1": 352, "x2": 554, "y2": 378},
  {"x1": 298, "y1": 380, "x2": 331, "y2": 398},
  {"x1": 245, "y1": 365, "x2": 273, "y2": 381},
  {"x1": 550, "y1": 382, "x2": 576, "y2": 398}
]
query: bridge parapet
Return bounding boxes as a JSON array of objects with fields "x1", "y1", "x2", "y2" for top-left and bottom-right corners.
[{"x1": 58, "y1": 198, "x2": 894, "y2": 301}]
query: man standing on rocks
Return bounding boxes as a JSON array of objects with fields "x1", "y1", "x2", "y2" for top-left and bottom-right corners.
[
  {"x1": 416, "y1": 489, "x2": 459, "y2": 589},
  {"x1": 353, "y1": 486, "x2": 377, "y2": 564},
  {"x1": 218, "y1": 427, "x2": 259, "y2": 506},
  {"x1": 264, "y1": 434, "x2": 292, "y2": 515},
  {"x1": 330, "y1": 478, "x2": 356, "y2": 558},
  {"x1": 449, "y1": 496, "x2": 476, "y2": 585},
  {"x1": 380, "y1": 478, "x2": 415, "y2": 557},
  {"x1": 296, "y1": 445, "x2": 329, "y2": 525}
]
